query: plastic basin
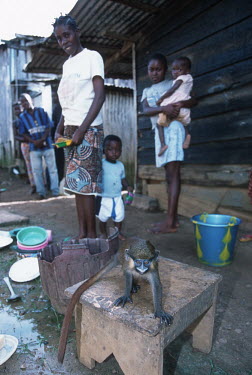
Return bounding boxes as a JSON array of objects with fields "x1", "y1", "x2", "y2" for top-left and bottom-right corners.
[
  {"x1": 17, "y1": 238, "x2": 48, "y2": 251},
  {"x1": 17, "y1": 226, "x2": 48, "y2": 246}
]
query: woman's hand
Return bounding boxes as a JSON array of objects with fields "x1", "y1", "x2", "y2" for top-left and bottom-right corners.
[
  {"x1": 162, "y1": 104, "x2": 180, "y2": 119},
  {"x1": 127, "y1": 186, "x2": 134, "y2": 193},
  {"x1": 54, "y1": 132, "x2": 63, "y2": 143},
  {"x1": 173, "y1": 101, "x2": 183, "y2": 110},
  {"x1": 72, "y1": 128, "x2": 84, "y2": 145}
]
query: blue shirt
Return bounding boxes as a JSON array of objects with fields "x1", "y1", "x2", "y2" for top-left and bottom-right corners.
[
  {"x1": 102, "y1": 159, "x2": 125, "y2": 198},
  {"x1": 19, "y1": 107, "x2": 53, "y2": 151}
]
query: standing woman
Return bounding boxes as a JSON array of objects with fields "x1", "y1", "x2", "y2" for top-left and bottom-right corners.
[{"x1": 53, "y1": 15, "x2": 105, "y2": 239}]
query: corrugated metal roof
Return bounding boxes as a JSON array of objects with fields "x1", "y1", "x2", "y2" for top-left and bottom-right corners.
[{"x1": 24, "y1": 0, "x2": 172, "y2": 78}]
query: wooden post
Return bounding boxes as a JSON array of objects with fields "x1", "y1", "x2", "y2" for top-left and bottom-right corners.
[{"x1": 132, "y1": 42, "x2": 137, "y2": 189}]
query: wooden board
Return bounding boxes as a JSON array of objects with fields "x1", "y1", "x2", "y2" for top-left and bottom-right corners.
[
  {"x1": 136, "y1": 0, "x2": 252, "y2": 168},
  {"x1": 137, "y1": 0, "x2": 252, "y2": 75},
  {"x1": 138, "y1": 135, "x2": 252, "y2": 165},
  {"x1": 138, "y1": 164, "x2": 251, "y2": 187}
]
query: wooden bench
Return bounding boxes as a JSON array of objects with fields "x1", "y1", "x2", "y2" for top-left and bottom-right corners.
[{"x1": 65, "y1": 257, "x2": 222, "y2": 375}]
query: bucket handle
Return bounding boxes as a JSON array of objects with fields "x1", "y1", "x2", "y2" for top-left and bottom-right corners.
[{"x1": 192, "y1": 220, "x2": 237, "y2": 226}]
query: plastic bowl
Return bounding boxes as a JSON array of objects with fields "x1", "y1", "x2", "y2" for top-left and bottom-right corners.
[
  {"x1": 17, "y1": 226, "x2": 48, "y2": 246},
  {"x1": 17, "y1": 238, "x2": 48, "y2": 251}
]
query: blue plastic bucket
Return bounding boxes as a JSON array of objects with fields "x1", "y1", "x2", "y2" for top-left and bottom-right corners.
[{"x1": 191, "y1": 213, "x2": 242, "y2": 266}]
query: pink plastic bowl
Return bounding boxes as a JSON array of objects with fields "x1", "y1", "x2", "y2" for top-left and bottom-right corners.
[{"x1": 17, "y1": 238, "x2": 48, "y2": 251}]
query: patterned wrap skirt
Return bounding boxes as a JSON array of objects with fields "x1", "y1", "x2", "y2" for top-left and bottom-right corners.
[{"x1": 63, "y1": 125, "x2": 104, "y2": 195}]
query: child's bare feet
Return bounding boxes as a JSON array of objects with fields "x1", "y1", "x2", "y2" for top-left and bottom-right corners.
[
  {"x1": 158, "y1": 144, "x2": 168, "y2": 156},
  {"x1": 183, "y1": 134, "x2": 191, "y2": 149}
]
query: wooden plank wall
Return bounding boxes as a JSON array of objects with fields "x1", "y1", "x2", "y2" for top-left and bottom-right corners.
[{"x1": 136, "y1": 0, "x2": 252, "y2": 166}]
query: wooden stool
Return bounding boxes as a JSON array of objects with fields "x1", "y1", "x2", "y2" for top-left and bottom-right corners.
[{"x1": 66, "y1": 258, "x2": 222, "y2": 375}]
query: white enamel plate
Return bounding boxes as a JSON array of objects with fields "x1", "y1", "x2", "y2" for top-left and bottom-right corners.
[
  {"x1": 9, "y1": 257, "x2": 40, "y2": 282},
  {"x1": 0, "y1": 236, "x2": 13, "y2": 249},
  {"x1": 0, "y1": 335, "x2": 18, "y2": 365}
]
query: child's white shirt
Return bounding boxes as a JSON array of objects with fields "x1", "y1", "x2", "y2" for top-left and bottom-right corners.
[{"x1": 102, "y1": 159, "x2": 125, "y2": 198}]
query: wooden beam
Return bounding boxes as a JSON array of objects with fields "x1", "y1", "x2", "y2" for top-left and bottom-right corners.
[
  {"x1": 100, "y1": 31, "x2": 138, "y2": 42},
  {"x1": 104, "y1": 40, "x2": 133, "y2": 71},
  {"x1": 38, "y1": 47, "x2": 66, "y2": 56},
  {"x1": 109, "y1": 0, "x2": 160, "y2": 14},
  {"x1": 4, "y1": 44, "x2": 29, "y2": 51},
  {"x1": 38, "y1": 43, "x2": 121, "y2": 57},
  {"x1": 23, "y1": 66, "x2": 62, "y2": 75}
]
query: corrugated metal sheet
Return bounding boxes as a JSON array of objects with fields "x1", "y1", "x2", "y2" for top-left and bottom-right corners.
[
  {"x1": 0, "y1": 46, "x2": 14, "y2": 166},
  {"x1": 24, "y1": 0, "x2": 173, "y2": 78},
  {"x1": 103, "y1": 85, "x2": 135, "y2": 183}
]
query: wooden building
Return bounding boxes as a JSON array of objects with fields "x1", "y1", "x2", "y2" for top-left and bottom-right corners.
[
  {"x1": 24, "y1": 0, "x2": 252, "y2": 220},
  {"x1": 136, "y1": 0, "x2": 252, "y2": 219}
]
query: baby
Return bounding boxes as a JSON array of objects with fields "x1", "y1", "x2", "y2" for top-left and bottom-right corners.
[
  {"x1": 156, "y1": 56, "x2": 193, "y2": 156},
  {"x1": 97, "y1": 135, "x2": 133, "y2": 240}
]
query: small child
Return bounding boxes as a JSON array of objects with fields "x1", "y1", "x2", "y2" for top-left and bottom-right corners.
[
  {"x1": 156, "y1": 56, "x2": 193, "y2": 156},
  {"x1": 97, "y1": 135, "x2": 133, "y2": 241}
]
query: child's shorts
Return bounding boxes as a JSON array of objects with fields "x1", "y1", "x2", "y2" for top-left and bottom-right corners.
[{"x1": 97, "y1": 196, "x2": 125, "y2": 223}]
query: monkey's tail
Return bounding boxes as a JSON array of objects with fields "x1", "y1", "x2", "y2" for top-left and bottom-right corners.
[{"x1": 57, "y1": 255, "x2": 117, "y2": 363}]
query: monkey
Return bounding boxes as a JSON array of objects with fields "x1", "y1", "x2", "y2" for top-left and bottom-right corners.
[
  {"x1": 57, "y1": 238, "x2": 173, "y2": 364},
  {"x1": 114, "y1": 238, "x2": 173, "y2": 326}
]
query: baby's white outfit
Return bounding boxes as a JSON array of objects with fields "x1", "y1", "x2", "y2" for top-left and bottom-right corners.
[{"x1": 159, "y1": 74, "x2": 193, "y2": 126}]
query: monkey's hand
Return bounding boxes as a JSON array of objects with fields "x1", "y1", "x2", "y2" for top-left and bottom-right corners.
[
  {"x1": 114, "y1": 295, "x2": 133, "y2": 307},
  {"x1": 155, "y1": 310, "x2": 173, "y2": 326}
]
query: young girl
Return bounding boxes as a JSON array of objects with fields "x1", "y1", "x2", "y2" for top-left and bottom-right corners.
[
  {"x1": 156, "y1": 56, "x2": 193, "y2": 156},
  {"x1": 97, "y1": 135, "x2": 133, "y2": 240},
  {"x1": 53, "y1": 15, "x2": 105, "y2": 239},
  {"x1": 141, "y1": 53, "x2": 196, "y2": 234}
]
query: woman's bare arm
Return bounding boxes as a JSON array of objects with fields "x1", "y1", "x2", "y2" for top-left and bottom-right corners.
[
  {"x1": 173, "y1": 91, "x2": 198, "y2": 110},
  {"x1": 142, "y1": 98, "x2": 180, "y2": 119},
  {"x1": 54, "y1": 115, "x2": 65, "y2": 142}
]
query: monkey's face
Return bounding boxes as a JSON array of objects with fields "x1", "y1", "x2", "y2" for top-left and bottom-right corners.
[{"x1": 133, "y1": 259, "x2": 151, "y2": 274}]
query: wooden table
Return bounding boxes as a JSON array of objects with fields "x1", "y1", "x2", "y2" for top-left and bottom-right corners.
[{"x1": 65, "y1": 257, "x2": 222, "y2": 375}]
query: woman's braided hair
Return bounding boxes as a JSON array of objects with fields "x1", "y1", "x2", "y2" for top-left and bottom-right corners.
[{"x1": 53, "y1": 15, "x2": 78, "y2": 31}]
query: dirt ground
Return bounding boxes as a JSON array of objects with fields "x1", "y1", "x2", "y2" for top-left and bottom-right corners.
[{"x1": 0, "y1": 168, "x2": 251, "y2": 375}]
